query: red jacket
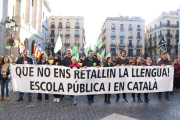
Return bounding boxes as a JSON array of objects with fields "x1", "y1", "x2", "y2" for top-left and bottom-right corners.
[
  {"x1": 174, "y1": 64, "x2": 180, "y2": 78},
  {"x1": 69, "y1": 63, "x2": 81, "y2": 68}
]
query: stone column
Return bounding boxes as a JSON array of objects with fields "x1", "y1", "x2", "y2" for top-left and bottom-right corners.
[
  {"x1": 38, "y1": 0, "x2": 43, "y2": 33},
  {"x1": 25, "y1": 0, "x2": 32, "y2": 24},
  {"x1": 32, "y1": 0, "x2": 39, "y2": 29}
]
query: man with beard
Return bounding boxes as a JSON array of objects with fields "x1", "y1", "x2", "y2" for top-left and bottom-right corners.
[
  {"x1": 82, "y1": 50, "x2": 100, "y2": 105},
  {"x1": 157, "y1": 53, "x2": 172, "y2": 101},
  {"x1": 115, "y1": 50, "x2": 129, "y2": 102}
]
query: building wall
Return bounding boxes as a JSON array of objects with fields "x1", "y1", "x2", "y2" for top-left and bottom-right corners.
[{"x1": 48, "y1": 16, "x2": 85, "y2": 56}]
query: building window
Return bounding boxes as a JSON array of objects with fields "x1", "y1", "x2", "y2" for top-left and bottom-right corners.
[
  {"x1": 129, "y1": 24, "x2": 132, "y2": 29},
  {"x1": 66, "y1": 38, "x2": 70, "y2": 43},
  {"x1": 137, "y1": 32, "x2": 140, "y2": 37},
  {"x1": 120, "y1": 32, "x2": 123, "y2": 36},
  {"x1": 120, "y1": 40, "x2": 124, "y2": 44},
  {"x1": 150, "y1": 26, "x2": 152, "y2": 31},
  {"x1": 150, "y1": 51, "x2": 152, "y2": 56},
  {"x1": 137, "y1": 40, "x2": 140, "y2": 46},
  {"x1": 154, "y1": 41, "x2": 156, "y2": 46},
  {"x1": 111, "y1": 31, "x2": 115, "y2": 36},
  {"x1": 177, "y1": 21, "x2": 179, "y2": 27},
  {"x1": 160, "y1": 21, "x2": 162, "y2": 27},
  {"x1": 177, "y1": 40, "x2": 179, "y2": 45},
  {"x1": 160, "y1": 30, "x2": 162, "y2": 36},
  {"x1": 167, "y1": 39, "x2": 170, "y2": 45},
  {"x1": 128, "y1": 49, "x2": 133, "y2": 55},
  {"x1": 129, "y1": 32, "x2": 132, "y2": 36},
  {"x1": 76, "y1": 22, "x2": 79, "y2": 27},
  {"x1": 167, "y1": 29, "x2": 170, "y2": 34},
  {"x1": 51, "y1": 22, "x2": 55, "y2": 28},
  {"x1": 167, "y1": 20, "x2": 170, "y2": 26},
  {"x1": 66, "y1": 30, "x2": 70, "y2": 34},
  {"x1": 154, "y1": 24, "x2": 156, "y2": 29},
  {"x1": 136, "y1": 49, "x2": 140, "y2": 54},
  {"x1": 176, "y1": 50, "x2": 178, "y2": 55},
  {"x1": 67, "y1": 19, "x2": 69, "y2": 21},
  {"x1": 167, "y1": 49, "x2": 171, "y2": 55},
  {"x1": 154, "y1": 50, "x2": 156, "y2": 55},
  {"x1": 58, "y1": 30, "x2": 62, "y2": 34},
  {"x1": 112, "y1": 24, "x2": 115, "y2": 29},
  {"x1": 75, "y1": 30, "x2": 79, "y2": 35},
  {"x1": 137, "y1": 25, "x2": 140, "y2": 30},
  {"x1": 66, "y1": 22, "x2": 70, "y2": 27},
  {"x1": 111, "y1": 39, "x2": 115, "y2": 44},
  {"x1": 176, "y1": 30, "x2": 179, "y2": 35},
  {"x1": 51, "y1": 30, "x2": 54, "y2": 34},
  {"x1": 51, "y1": 38, "x2": 54, "y2": 43},
  {"x1": 154, "y1": 32, "x2": 156, "y2": 37},
  {"x1": 129, "y1": 40, "x2": 132, "y2": 46},
  {"x1": 150, "y1": 42, "x2": 152, "y2": 47},
  {"x1": 150, "y1": 34, "x2": 152, "y2": 38},
  {"x1": 120, "y1": 24, "x2": 124, "y2": 30},
  {"x1": 75, "y1": 39, "x2": 79, "y2": 43}
]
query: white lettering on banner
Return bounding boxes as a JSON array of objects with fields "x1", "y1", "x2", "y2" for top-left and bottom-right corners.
[{"x1": 10, "y1": 65, "x2": 174, "y2": 95}]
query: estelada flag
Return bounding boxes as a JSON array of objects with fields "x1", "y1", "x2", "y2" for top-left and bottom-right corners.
[
  {"x1": 19, "y1": 40, "x2": 25, "y2": 53},
  {"x1": 139, "y1": 45, "x2": 144, "y2": 54},
  {"x1": 33, "y1": 41, "x2": 45, "y2": 60}
]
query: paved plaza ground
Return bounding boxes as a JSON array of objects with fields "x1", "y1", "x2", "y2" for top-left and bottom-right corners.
[{"x1": 0, "y1": 83, "x2": 180, "y2": 120}]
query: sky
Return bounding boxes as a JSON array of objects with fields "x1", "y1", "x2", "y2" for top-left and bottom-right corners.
[{"x1": 49, "y1": 0, "x2": 180, "y2": 47}]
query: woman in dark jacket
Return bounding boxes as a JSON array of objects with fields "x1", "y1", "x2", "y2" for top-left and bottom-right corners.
[
  {"x1": 132, "y1": 57, "x2": 143, "y2": 102},
  {"x1": 52, "y1": 55, "x2": 62, "y2": 102},
  {"x1": 36, "y1": 53, "x2": 49, "y2": 102},
  {"x1": 174, "y1": 59, "x2": 180, "y2": 91},
  {"x1": 0, "y1": 56, "x2": 11, "y2": 101},
  {"x1": 103, "y1": 57, "x2": 113, "y2": 104}
]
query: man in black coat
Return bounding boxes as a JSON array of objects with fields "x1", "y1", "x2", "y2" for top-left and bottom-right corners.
[
  {"x1": 15, "y1": 49, "x2": 33, "y2": 102},
  {"x1": 82, "y1": 51, "x2": 100, "y2": 105}
]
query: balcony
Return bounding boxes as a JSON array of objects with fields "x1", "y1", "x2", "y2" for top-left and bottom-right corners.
[
  {"x1": 120, "y1": 27, "x2": 124, "y2": 30},
  {"x1": 102, "y1": 44, "x2": 106, "y2": 48},
  {"x1": 129, "y1": 27, "x2": 133, "y2": 30},
  {"x1": 111, "y1": 35, "x2": 116, "y2": 38},
  {"x1": 167, "y1": 45, "x2": 172, "y2": 48},
  {"x1": 50, "y1": 34, "x2": 55, "y2": 37},
  {"x1": 137, "y1": 36, "x2": 142, "y2": 39},
  {"x1": 158, "y1": 35, "x2": 162, "y2": 38},
  {"x1": 153, "y1": 36, "x2": 157, "y2": 40},
  {"x1": 166, "y1": 34, "x2": 172, "y2": 38},
  {"x1": 51, "y1": 25, "x2": 55, "y2": 28},
  {"x1": 57, "y1": 34, "x2": 63, "y2": 37},
  {"x1": 175, "y1": 34, "x2": 179, "y2": 38},
  {"x1": 148, "y1": 47, "x2": 152, "y2": 50},
  {"x1": 64, "y1": 43, "x2": 71, "y2": 47},
  {"x1": 75, "y1": 26, "x2": 80, "y2": 28},
  {"x1": 152, "y1": 46, "x2": 157, "y2": 49},
  {"x1": 111, "y1": 27, "x2": 116, "y2": 30},
  {"x1": 58, "y1": 25, "x2": 62, "y2": 28},
  {"x1": 127, "y1": 44, "x2": 134, "y2": 47},
  {"x1": 128, "y1": 36, "x2": 133, "y2": 39},
  {"x1": 110, "y1": 43, "x2": 117, "y2": 47},
  {"x1": 149, "y1": 38, "x2": 152, "y2": 41},
  {"x1": 66, "y1": 26, "x2": 70, "y2": 28},
  {"x1": 102, "y1": 36, "x2": 106, "y2": 41},
  {"x1": 65, "y1": 34, "x2": 70, "y2": 37},
  {"x1": 137, "y1": 27, "x2": 141, "y2": 31},
  {"x1": 119, "y1": 43, "x2": 125, "y2": 47},
  {"x1": 120, "y1": 35, "x2": 125, "y2": 38},
  {"x1": 175, "y1": 45, "x2": 178, "y2": 48},
  {"x1": 74, "y1": 43, "x2": 80, "y2": 46},
  {"x1": 74, "y1": 34, "x2": 80, "y2": 37},
  {"x1": 136, "y1": 44, "x2": 142, "y2": 48}
]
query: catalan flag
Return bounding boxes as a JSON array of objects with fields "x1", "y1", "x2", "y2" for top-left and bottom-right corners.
[
  {"x1": 33, "y1": 41, "x2": 45, "y2": 59},
  {"x1": 19, "y1": 40, "x2": 25, "y2": 53},
  {"x1": 139, "y1": 45, "x2": 144, "y2": 54}
]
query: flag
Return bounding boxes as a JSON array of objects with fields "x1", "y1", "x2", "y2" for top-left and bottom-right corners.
[
  {"x1": 95, "y1": 38, "x2": 102, "y2": 46},
  {"x1": 100, "y1": 49, "x2": 105, "y2": 58},
  {"x1": 33, "y1": 42, "x2": 45, "y2": 59},
  {"x1": 98, "y1": 42, "x2": 103, "y2": 49},
  {"x1": 97, "y1": 52, "x2": 100, "y2": 56},
  {"x1": 107, "y1": 48, "x2": 110, "y2": 53},
  {"x1": 19, "y1": 40, "x2": 25, "y2": 53},
  {"x1": 72, "y1": 44, "x2": 79, "y2": 61},
  {"x1": 157, "y1": 36, "x2": 167, "y2": 51},
  {"x1": 85, "y1": 44, "x2": 91, "y2": 57},
  {"x1": 105, "y1": 52, "x2": 111, "y2": 58},
  {"x1": 91, "y1": 44, "x2": 96, "y2": 52},
  {"x1": 54, "y1": 34, "x2": 62, "y2": 54},
  {"x1": 139, "y1": 45, "x2": 144, "y2": 54}
]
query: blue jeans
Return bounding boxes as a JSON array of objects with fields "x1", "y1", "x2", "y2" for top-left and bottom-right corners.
[
  {"x1": 0, "y1": 79, "x2": 10, "y2": 97},
  {"x1": 19, "y1": 92, "x2": 32, "y2": 99},
  {"x1": 158, "y1": 92, "x2": 169, "y2": 98}
]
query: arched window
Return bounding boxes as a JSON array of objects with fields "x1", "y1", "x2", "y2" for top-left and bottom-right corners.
[{"x1": 31, "y1": 40, "x2": 35, "y2": 54}]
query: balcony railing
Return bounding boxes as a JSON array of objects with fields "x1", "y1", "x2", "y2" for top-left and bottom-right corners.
[
  {"x1": 102, "y1": 36, "x2": 106, "y2": 41},
  {"x1": 111, "y1": 35, "x2": 116, "y2": 38},
  {"x1": 136, "y1": 44, "x2": 142, "y2": 48},
  {"x1": 137, "y1": 27, "x2": 141, "y2": 31},
  {"x1": 119, "y1": 43, "x2": 125, "y2": 47},
  {"x1": 51, "y1": 25, "x2": 55, "y2": 28},
  {"x1": 149, "y1": 38, "x2": 152, "y2": 41},
  {"x1": 120, "y1": 27, "x2": 124, "y2": 30},
  {"x1": 64, "y1": 43, "x2": 71, "y2": 46},
  {"x1": 158, "y1": 35, "x2": 162, "y2": 38},
  {"x1": 50, "y1": 34, "x2": 55, "y2": 37},
  {"x1": 153, "y1": 36, "x2": 157, "y2": 40},
  {"x1": 175, "y1": 34, "x2": 179, "y2": 38},
  {"x1": 66, "y1": 26, "x2": 70, "y2": 28},
  {"x1": 75, "y1": 26, "x2": 80, "y2": 28},
  {"x1": 128, "y1": 36, "x2": 133, "y2": 39},
  {"x1": 65, "y1": 34, "x2": 70, "y2": 37},
  {"x1": 57, "y1": 34, "x2": 63, "y2": 37},
  {"x1": 120, "y1": 35, "x2": 125, "y2": 38},
  {"x1": 166, "y1": 34, "x2": 172, "y2": 38},
  {"x1": 148, "y1": 47, "x2": 152, "y2": 50},
  {"x1": 111, "y1": 27, "x2": 116, "y2": 30},
  {"x1": 129, "y1": 28, "x2": 133, "y2": 30},
  {"x1": 167, "y1": 45, "x2": 172, "y2": 48},
  {"x1": 74, "y1": 43, "x2": 80, "y2": 46},
  {"x1": 74, "y1": 34, "x2": 80, "y2": 37},
  {"x1": 127, "y1": 44, "x2": 134, "y2": 47},
  {"x1": 58, "y1": 25, "x2": 62, "y2": 28},
  {"x1": 110, "y1": 43, "x2": 117, "y2": 47},
  {"x1": 137, "y1": 36, "x2": 142, "y2": 39},
  {"x1": 152, "y1": 46, "x2": 157, "y2": 49}
]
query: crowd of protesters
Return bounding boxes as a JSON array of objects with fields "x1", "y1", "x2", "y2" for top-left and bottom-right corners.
[{"x1": 0, "y1": 49, "x2": 177, "y2": 105}]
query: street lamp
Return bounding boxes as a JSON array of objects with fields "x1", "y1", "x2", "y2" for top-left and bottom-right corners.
[{"x1": 5, "y1": 16, "x2": 19, "y2": 55}]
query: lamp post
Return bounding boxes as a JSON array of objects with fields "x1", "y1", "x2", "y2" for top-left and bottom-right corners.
[
  {"x1": 43, "y1": 38, "x2": 54, "y2": 55},
  {"x1": 5, "y1": 16, "x2": 19, "y2": 55}
]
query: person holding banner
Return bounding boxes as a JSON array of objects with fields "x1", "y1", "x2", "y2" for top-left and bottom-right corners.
[
  {"x1": 157, "y1": 53, "x2": 172, "y2": 101},
  {"x1": 36, "y1": 53, "x2": 49, "y2": 102},
  {"x1": 103, "y1": 57, "x2": 113, "y2": 104},
  {"x1": 16, "y1": 49, "x2": 33, "y2": 102},
  {"x1": 132, "y1": 57, "x2": 143, "y2": 102},
  {"x1": 69, "y1": 56, "x2": 81, "y2": 105},
  {"x1": 52, "y1": 55, "x2": 62, "y2": 102},
  {"x1": 174, "y1": 59, "x2": 180, "y2": 91},
  {"x1": 0, "y1": 56, "x2": 11, "y2": 101},
  {"x1": 82, "y1": 50, "x2": 100, "y2": 105},
  {"x1": 115, "y1": 50, "x2": 128, "y2": 103}
]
